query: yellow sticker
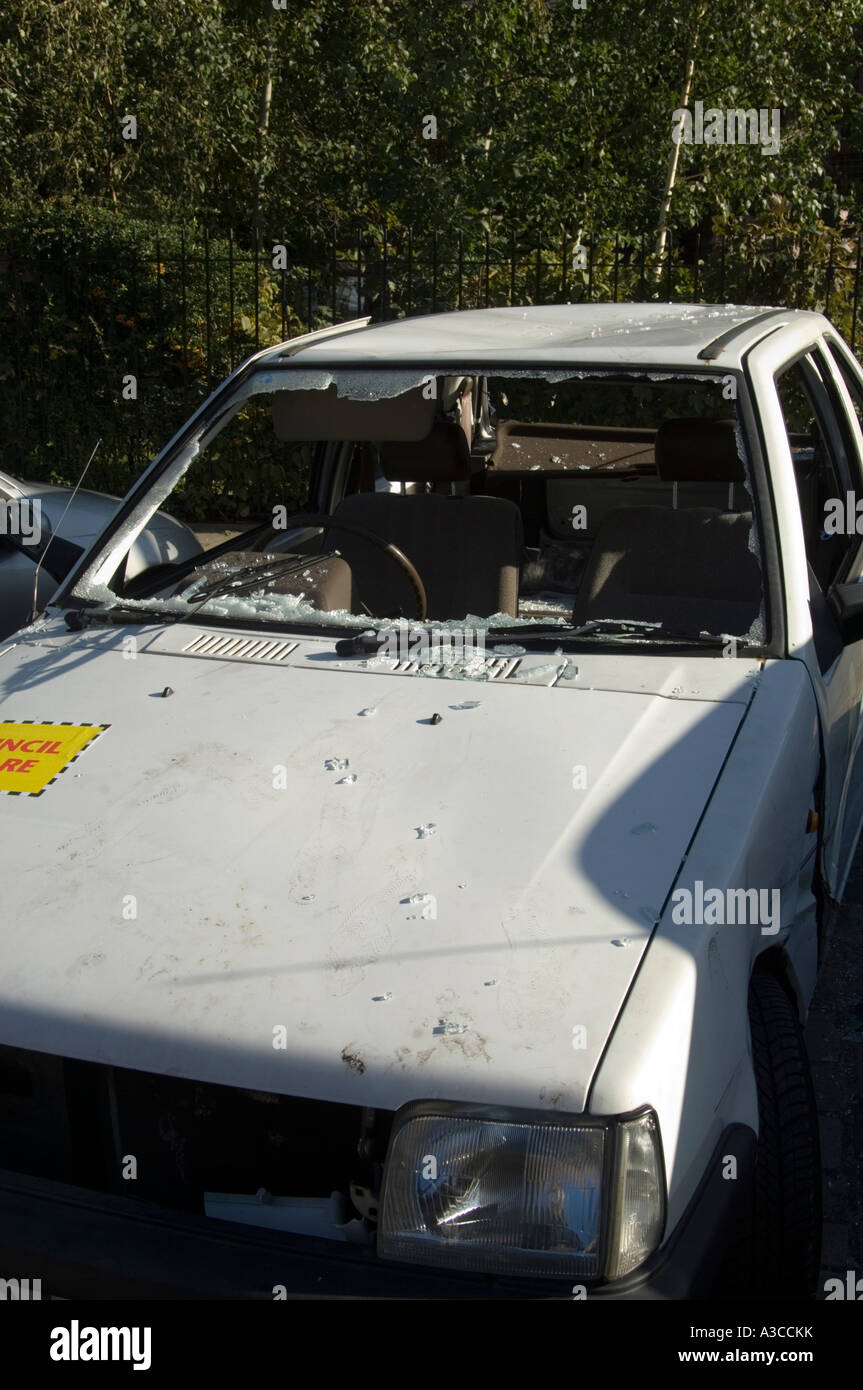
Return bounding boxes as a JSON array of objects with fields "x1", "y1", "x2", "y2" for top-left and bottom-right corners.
[{"x1": 0, "y1": 721, "x2": 109, "y2": 796}]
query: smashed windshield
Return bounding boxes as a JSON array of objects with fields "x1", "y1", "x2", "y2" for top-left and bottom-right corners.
[{"x1": 71, "y1": 365, "x2": 765, "y2": 649}]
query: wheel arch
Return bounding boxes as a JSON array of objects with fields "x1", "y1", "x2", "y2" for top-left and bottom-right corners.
[{"x1": 751, "y1": 944, "x2": 807, "y2": 1022}]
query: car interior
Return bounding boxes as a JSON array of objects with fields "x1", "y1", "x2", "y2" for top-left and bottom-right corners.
[{"x1": 120, "y1": 371, "x2": 765, "y2": 641}]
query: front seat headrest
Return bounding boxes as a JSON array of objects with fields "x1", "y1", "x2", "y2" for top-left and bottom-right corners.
[
  {"x1": 379, "y1": 419, "x2": 472, "y2": 484},
  {"x1": 654, "y1": 417, "x2": 745, "y2": 482}
]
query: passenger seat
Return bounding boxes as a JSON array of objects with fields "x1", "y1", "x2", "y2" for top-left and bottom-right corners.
[{"x1": 572, "y1": 418, "x2": 762, "y2": 635}]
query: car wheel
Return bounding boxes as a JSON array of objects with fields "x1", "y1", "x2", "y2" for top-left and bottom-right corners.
[{"x1": 747, "y1": 970, "x2": 822, "y2": 1298}]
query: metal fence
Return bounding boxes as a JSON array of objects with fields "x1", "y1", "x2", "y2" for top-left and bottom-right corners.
[{"x1": 1, "y1": 221, "x2": 861, "y2": 502}]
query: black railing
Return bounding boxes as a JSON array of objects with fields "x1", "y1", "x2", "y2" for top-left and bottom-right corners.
[{"x1": 1, "y1": 222, "x2": 860, "y2": 503}]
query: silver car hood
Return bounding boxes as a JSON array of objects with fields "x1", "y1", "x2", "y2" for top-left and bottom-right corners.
[{"x1": 0, "y1": 623, "x2": 755, "y2": 1113}]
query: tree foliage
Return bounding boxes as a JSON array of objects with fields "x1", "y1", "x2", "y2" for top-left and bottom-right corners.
[{"x1": 1, "y1": 0, "x2": 862, "y2": 242}]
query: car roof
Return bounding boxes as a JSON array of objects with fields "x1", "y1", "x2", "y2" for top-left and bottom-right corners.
[{"x1": 262, "y1": 302, "x2": 829, "y2": 373}]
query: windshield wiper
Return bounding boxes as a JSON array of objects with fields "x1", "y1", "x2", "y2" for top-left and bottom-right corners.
[
  {"x1": 487, "y1": 619, "x2": 750, "y2": 647},
  {"x1": 65, "y1": 604, "x2": 175, "y2": 630},
  {"x1": 486, "y1": 618, "x2": 660, "y2": 644}
]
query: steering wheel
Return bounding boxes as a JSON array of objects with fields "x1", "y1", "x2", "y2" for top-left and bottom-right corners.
[
  {"x1": 122, "y1": 510, "x2": 429, "y2": 621},
  {"x1": 261, "y1": 511, "x2": 428, "y2": 621}
]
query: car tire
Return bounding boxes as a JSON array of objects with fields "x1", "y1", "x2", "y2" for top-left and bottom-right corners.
[{"x1": 746, "y1": 970, "x2": 822, "y2": 1299}]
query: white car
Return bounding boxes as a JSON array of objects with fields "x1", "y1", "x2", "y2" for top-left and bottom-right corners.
[
  {"x1": 0, "y1": 468, "x2": 203, "y2": 639},
  {"x1": 1, "y1": 303, "x2": 861, "y2": 1300}
]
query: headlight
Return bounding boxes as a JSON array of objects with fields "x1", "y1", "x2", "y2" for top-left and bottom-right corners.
[{"x1": 378, "y1": 1103, "x2": 664, "y2": 1281}]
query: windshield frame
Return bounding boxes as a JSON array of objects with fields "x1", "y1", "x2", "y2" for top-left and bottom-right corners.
[{"x1": 50, "y1": 356, "x2": 775, "y2": 655}]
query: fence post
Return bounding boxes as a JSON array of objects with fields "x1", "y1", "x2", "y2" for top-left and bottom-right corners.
[
  {"x1": 130, "y1": 242, "x2": 140, "y2": 470},
  {"x1": 228, "y1": 227, "x2": 235, "y2": 368},
  {"x1": 613, "y1": 233, "x2": 619, "y2": 303},
  {"x1": 331, "y1": 227, "x2": 337, "y2": 323},
  {"x1": 405, "y1": 228, "x2": 412, "y2": 316},
  {"x1": 382, "y1": 225, "x2": 389, "y2": 319},
  {"x1": 203, "y1": 228, "x2": 212, "y2": 391},
  {"x1": 693, "y1": 228, "x2": 700, "y2": 303},
  {"x1": 154, "y1": 232, "x2": 162, "y2": 387},
  {"x1": 458, "y1": 228, "x2": 464, "y2": 310},
  {"x1": 824, "y1": 232, "x2": 834, "y2": 318},
  {"x1": 254, "y1": 233, "x2": 260, "y2": 349},
  {"x1": 484, "y1": 230, "x2": 490, "y2": 307},
  {"x1": 180, "y1": 226, "x2": 188, "y2": 404},
  {"x1": 852, "y1": 232, "x2": 861, "y2": 354},
  {"x1": 510, "y1": 229, "x2": 516, "y2": 306},
  {"x1": 535, "y1": 230, "x2": 542, "y2": 304},
  {"x1": 432, "y1": 230, "x2": 438, "y2": 313},
  {"x1": 279, "y1": 231, "x2": 286, "y2": 342}
]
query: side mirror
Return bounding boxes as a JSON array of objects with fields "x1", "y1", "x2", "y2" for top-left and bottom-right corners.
[{"x1": 830, "y1": 582, "x2": 863, "y2": 645}]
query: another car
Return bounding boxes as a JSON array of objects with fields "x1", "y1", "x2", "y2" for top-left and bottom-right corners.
[
  {"x1": 0, "y1": 467, "x2": 203, "y2": 638},
  {"x1": 2, "y1": 302, "x2": 862, "y2": 1300}
]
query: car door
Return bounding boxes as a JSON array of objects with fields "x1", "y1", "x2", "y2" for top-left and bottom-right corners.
[
  {"x1": 772, "y1": 341, "x2": 863, "y2": 898},
  {"x1": 815, "y1": 333, "x2": 863, "y2": 888}
]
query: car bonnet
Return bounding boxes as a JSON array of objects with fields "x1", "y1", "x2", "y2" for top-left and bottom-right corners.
[{"x1": 0, "y1": 623, "x2": 756, "y2": 1114}]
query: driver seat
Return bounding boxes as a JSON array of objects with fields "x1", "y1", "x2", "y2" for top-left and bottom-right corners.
[{"x1": 330, "y1": 421, "x2": 523, "y2": 619}]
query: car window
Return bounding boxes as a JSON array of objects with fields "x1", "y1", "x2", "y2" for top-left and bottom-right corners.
[
  {"x1": 809, "y1": 347, "x2": 862, "y2": 491},
  {"x1": 485, "y1": 376, "x2": 734, "y2": 473},
  {"x1": 775, "y1": 357, "x2": 855, "y2": 591},
  {"x1": 70, "y1": 368, "x2": 767, "y2": 650},
  {"x1": 169, "y1": 394, "x2": 314, "y2": 532},
  {"x1": 822, "y1": 337, "x2": 863, "y2": 490},
  {"x1": 824, "y1": 336, "x2": 863, "y2": 426}
]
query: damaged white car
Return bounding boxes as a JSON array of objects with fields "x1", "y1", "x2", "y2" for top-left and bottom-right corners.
[{"x1": 2, "y1": 302, "x2": 863, "y2": 1300}]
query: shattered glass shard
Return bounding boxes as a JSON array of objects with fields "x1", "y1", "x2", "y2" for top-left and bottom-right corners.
[{"x1": 523, "y1": 662, "x2": 561, "y2": 678}]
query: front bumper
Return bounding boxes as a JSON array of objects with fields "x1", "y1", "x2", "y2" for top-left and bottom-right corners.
[{"x1": 0, "y1": 1125, "x2": 754, "y2": 1300}]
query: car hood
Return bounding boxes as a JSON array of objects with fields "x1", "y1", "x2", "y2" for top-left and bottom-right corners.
[{"x1": 0, "y1": 623, "x2": 756, "y2": 1114}]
